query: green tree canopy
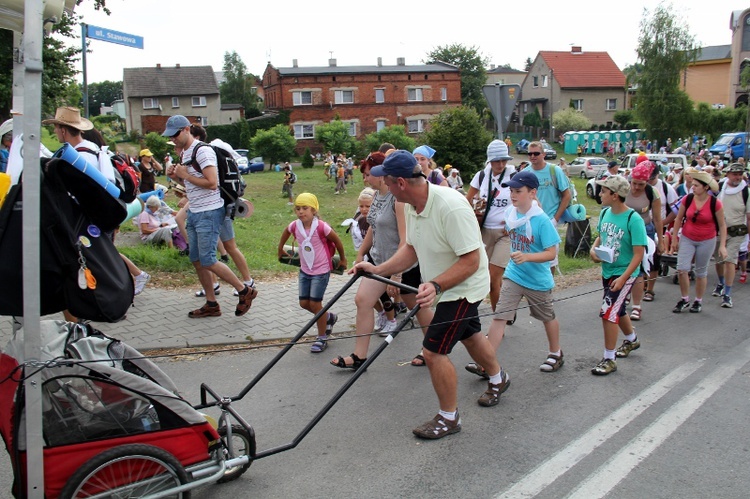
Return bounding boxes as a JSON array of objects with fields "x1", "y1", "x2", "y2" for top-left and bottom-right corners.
[
  {"x1": 86, "y1": 80, "x2": 122, "y2": 117},
  {"x1": 250, "y1": 124, "x2": 297, "y2": 165},
  {"x1": 425, "y1": 44, "x2": 488, "y2": 115},
  {"x1": 634, "y1": 1, "x2": 697, "y2": 144},
  {"x1": 314, "y1": 119, "x2": 357, "y2": 156},
  {"x1": 220, "y1": 51, "x2": 263, "y2": 118},
  {"x1": 613, "y1": 110, "x2": 635, "y2": 128},
  {"x1": 523, "y1": 107, "x2": 542, "y2": 127},
  {"x1": 363, "y1": 125, "x2": 416, "y2": 153},
  {"x1": 421, "y1": 106, "x2": 494, "y2": 178},
  {"x1": 551, "y1": 108, "x2": 592, "y2": 134}
]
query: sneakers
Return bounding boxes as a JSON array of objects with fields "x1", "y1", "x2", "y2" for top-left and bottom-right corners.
[
  {"x1": 591, "y1": 358, "x2": 617, "y2": 376},
  {"x1": 721, "y1": 295, "x2": 733, "y2": 308},
  {"x1": 395, "y1": 302, "x2": 408, "y2": 316},
  {"x1": 195, "y1": 283, "x2": 220, "y2": 298},
  {"x1": 672, "y1": 299, "x2": 690, "y2": 313},
  {"x1": 188, "y1": 303, "x2": 221, "y2": 318},
  {"x1": 740, "y1": 273, "x2": 747, "y2": 284},
  {"x1": 412, "y1": 412, "x2": 462, "y2": 439},
  {"x1": 689, "y1": 300, "x2": 702, "y2": 313},
  {"x1": 326, "y1": 312, "x2": 338, "y2": 335},
  {"x1": 374, "y1": 310, "x2": 387, "y2": 331},
  {"x1": 712, "y1": 283, "x2": 725, "y2": 296},
  {"x1": 378, "y1": 319, "x2": 398, "y2": 337},
  {"x1": 133, "y1": 272, "x2": 151, "y2": 296},
  {"x1": 615, "y1": 337, "x2": 640, "y2": 358},
  {"x1": 235, "y1": 286, "x2": 258, "y2": 317},
  {"x1": 477, "y1": 371, "x2": 510, "y2": 407}
]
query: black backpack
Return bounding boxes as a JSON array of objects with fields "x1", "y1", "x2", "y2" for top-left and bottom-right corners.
[{"x1": 189, "y1": 142, "x2": 246, "y2": 216}]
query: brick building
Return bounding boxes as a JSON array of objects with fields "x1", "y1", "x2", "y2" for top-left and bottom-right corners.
[{"x1": 262, "y1": 58, "x2": 461, "y2": 153}]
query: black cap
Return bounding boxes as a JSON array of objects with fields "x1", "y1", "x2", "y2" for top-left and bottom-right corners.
[{"x1": 608, "y1": 161, "x2": 619, "y2": 169}]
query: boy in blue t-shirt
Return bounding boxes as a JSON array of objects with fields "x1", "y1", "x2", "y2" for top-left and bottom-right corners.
[
  {"x1": 590, "y1": 175, "x2": 648, "y2": 375},
  {"x1": 466, "y1": 170, "x2": 564, "y2": 379}
]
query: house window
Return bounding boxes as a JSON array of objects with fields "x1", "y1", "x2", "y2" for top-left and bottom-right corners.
[
  {"x1": 171, "y1": 97, "x2": 179, "y2": 108},
  {"x1": 533, "y1": 76, "x2": 539, "y2": 88},
  {"x1": 441, "y1": 87, "x2": 447, "y2": 101},
  {"x1": 334, "y1": 90, "x2": 354, "y2": 104},
  {"x1": 199, "y1": 116, "x2": 208, "y2": 126},
  {"x1": 293, "y1": 124, "x2": 315, "y2": 139},
  {"x1": 191, "y1": 96, "x2": 207, "y2": 107},
  {"x1": 142, "y1": 98, "x2": 158, "y2": 109},
  {"x1": 293, "y1": 91, "x2": 313, "y2": 106},
  {"x1": 407, "y1": 119, "x2": 426, "y2": 133},
  {"x1": 572, "y1": 99, "x2": 583, "y2": 111},
  {"x1": 407, "y1": 88, "x2": 423, "y2": 102},
  {"x1": 375, "y1": 88, "x2": 385, "y2": 104},
  {"x1": 542, "y1": 75, "x2": 548, "y2": 87},
  {"x1": 376, "y1": 120, "x2": 386, "y2": 131},
  {"x1": 606, "y1": 98, "x2": 617, "y2": 111},
  {"x1": 346, "y1": 122, "x2": 357, "y2": 136},
  {"x1": 523, "y1": 103, "x2": 528, "y2": 112}
]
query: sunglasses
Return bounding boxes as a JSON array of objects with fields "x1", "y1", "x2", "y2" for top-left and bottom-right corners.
[
  {"x1": 691, "y1": 209, "x2": 700, "y2": 224},
  {"x1": 527, "y1": 151, "x2": 542, "y2": 157},
  {"x1": 170, "y1": 128, "x2": 183, "y2": 139}
]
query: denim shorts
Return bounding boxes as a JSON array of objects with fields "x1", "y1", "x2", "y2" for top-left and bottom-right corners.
[
  {"x1": 219, "y1": 215, "x2": 234, "y2": 242},
  {"x1": 186, "y1": 206, "x2": 225, "y2": 267},
  {"x1": 298, "y1": 270, "x2": 330, "y2": 302}
]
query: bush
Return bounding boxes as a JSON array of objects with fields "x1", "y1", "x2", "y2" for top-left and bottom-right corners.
[{"x1": 301, "y1": 147, "x2": 314, "y2": 168}]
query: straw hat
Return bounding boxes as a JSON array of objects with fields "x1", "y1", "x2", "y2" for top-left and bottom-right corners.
[
  {"x1": 41, "y1": 106, "x2": 93, "y2": 131},
  {"x1": 686, "y1": 168, "x2": 719, "y2": 193}
]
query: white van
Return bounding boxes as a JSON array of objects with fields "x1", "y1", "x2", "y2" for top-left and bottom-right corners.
[{"x1": 621, "y1": 153, "x2": 688, "y2": 171}]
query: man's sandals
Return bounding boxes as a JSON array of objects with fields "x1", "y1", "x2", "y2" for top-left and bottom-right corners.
[
  {"x1": 330, "y1": 353, "x2": 367, "y2": 370},
  {"x1": 411, "y1": 352, "x2": 426, "y2": 367}
]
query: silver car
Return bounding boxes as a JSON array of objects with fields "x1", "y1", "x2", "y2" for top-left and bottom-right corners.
[{"x1": 567, "y1": 156, "x2": 609, "y2": 178}]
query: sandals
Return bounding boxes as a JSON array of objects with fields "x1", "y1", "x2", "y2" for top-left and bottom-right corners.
[
  {"x1": 630, "y1": 306, "x2": 642, "y2": 321},
  {"x1": 310, "y1": 336, "x2": 328, "y2": 353},
  {"x1": 465, "y1": 362, "x2": 489, "y2": 379},
  {"x1": 411, "y1": 353, "x2": 426, "y2": 367},
  {"x1": 330, "y1": 353, "x2": 366, "y2": 369},
  {"x1": 539, "y1": 351, "x2": 564, "y2": 372},
  {"x1": 643, "y1": 290, "x2": 655, "y2": 302}
]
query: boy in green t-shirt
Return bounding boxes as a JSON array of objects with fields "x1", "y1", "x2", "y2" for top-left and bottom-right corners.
[{"x1": 590, "y1": 176, "x2": 648, "y2": 375}]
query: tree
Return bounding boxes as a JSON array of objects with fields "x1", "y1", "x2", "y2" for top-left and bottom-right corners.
[
  {"x1": 142, "y1": 132, "x2": 169, "y2": 163},
  {"x1": 425, "y1": 44, "x2": 488, "y2": 115},
  {"x1": 523, "y1": 107, "x2": 542, "y2": 127},
  {"x1": 524, "y1": 57, "x2": 534, "y2": 72},
  {"x1": 86, "y1": 80, "x2": 122, "y2": 117},
  {"x1": 363, "y1": 125, "x2": 416, "y2": 153},
  {"x1": 220, "y1": 51, "x2": 262, "y2": 117},
  {"x1": 551, "y1": 108, "x2": 592, "y2": 134},
  {"x1": 421, "y1": 106, "x2": 494, "y2": 178},
  {"x1": 634, "y1": 2, "x2": 697, "y2": 144},
  {"x1": 250, "y1": 124, "x2": 296, "y2": 165},
  {"x1": 614, "y1": 110, "x2": 634, "y2": 128},
  {"x1": 301, "y1": 147, "x2": 314, "y2": 168},
  {"x1": 314, "y1": 119, "x2": 357, "y2": 155}
]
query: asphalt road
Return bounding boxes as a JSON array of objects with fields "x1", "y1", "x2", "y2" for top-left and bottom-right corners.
[{"x1": 2, "y1": 275, "x2": 749, "y2": 498}]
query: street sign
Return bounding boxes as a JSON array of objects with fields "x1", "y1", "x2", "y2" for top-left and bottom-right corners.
[
  {"x1": 86, "y1": 24, "x2": 144, "y2": 49},
  {"x1": 483, "y1": 84, "x2": 521, "y2": 138}
]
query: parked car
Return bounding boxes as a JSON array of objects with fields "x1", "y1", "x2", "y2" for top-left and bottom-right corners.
[
  {"x1": 516, "y1": 139, "x2": 529, "y2": 154},
  {"x1": 540, "y1": 140, "x2": 557, "y2": 160},
  {"x1": 235, "y1": 148, "x2": 249, "y2": 172},
  {"x1": 621, "y1": 153, "x2": 688, "y2": 172},
  {"x1": 585, "y1": 166, "x2": 628, "y2": 199},
  {"x1": 708, "y1": 132, "x2": 748, "y2": 161},
  {"x1": 567, "y1": 156, "x2": 608, "y2": 178},
  {"x1": 243, "y1": 157, "x2": 265, "y2": 174}
]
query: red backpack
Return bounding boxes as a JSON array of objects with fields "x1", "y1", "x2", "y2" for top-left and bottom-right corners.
[{"x1": 75, "y1": 147, "x2": 140, "y2": 203}]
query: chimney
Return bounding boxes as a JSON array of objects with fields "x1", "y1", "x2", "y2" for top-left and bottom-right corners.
[
  {"x1": 397, "y1": 57, "x2": 405, "y2": 66},
  {"x1": 293, "y1": 59, "x2": 298, "y2": 67},
  {"x1": 571, "y1": 46, "x2": 582, "y2": 54},
  {"x1": 490, "y1": 64, "x2": 496, "y2": 70},
  {"x1": 377, "y1": 57, "x2": 382, "y2": 67},
  {"x1": 156, "y1": 63, "x2": 161, "y2": 69},
  {"x1": 329, "y1": 58, "x2": 337, "y2": 67},
  {"x1": 175, "y1": 63, "x2": 180, "y2": 68}
]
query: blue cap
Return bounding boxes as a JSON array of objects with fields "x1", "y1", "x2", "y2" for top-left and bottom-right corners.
[
  {"x1": 370, "y1": 150, "x2": 421, "y2": 178},
  {"x1": 502, "y1": 170, "x2": 539, "y2": 189},
  {"x1": 412, "y1": 145, "x2": 436, "y2": 159},
  {"x1": 162, "y1": 115, "x2": 191, "y2": 137}
]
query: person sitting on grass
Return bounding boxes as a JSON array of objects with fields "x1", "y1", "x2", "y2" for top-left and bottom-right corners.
[{"x1": 137, "y1": 195, "x2": 177, "y2": 248}]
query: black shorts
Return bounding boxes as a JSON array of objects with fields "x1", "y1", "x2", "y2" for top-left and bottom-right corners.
[
  {"x1": 400, "y1": 265, "x2": 421, "y2": 295},
  {"x1": 423, "y1": 299, "x2": 482, "y2": 355}
]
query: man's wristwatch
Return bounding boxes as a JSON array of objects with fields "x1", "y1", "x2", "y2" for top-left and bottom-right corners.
[{"x1": 429, "y1": 280, "x2": 442, "y2": 295}]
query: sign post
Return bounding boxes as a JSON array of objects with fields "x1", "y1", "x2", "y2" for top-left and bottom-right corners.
[
  {"x1": 483, "y1": 84, "x2": 521, "y2": 140},
  {"x1": 81, "y1": 23, "x2": 144, "y2": 117}
]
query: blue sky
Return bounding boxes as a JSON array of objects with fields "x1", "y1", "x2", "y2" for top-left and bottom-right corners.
[{"x1": 72, "y1": 0, "x2": 744, "y2": 84}]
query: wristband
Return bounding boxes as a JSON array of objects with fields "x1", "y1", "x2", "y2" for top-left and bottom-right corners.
[{"x1": 429, "y1": 280, "x2": 442, "y2": 295}]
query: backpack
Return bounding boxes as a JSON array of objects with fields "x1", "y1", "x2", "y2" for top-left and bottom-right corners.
[
  {"x1": 189, "y1": 142, "x2": 246, "y2": 215},
  {"x1": 683, "y1": 193, "x2": 719, "y2": 235},
  {"x1": 76, "y1": 147, "x2": 140, "y2": 203},
  {"x1": 289, "y1": 220, "x2": 338, "y2": 272},
  {"x1": 289, "y1": 171, "x2": 297, "y2": 184}
]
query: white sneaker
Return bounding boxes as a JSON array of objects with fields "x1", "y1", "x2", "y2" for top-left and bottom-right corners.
[
  {"x1": 233, "y1": 280, "x2": 256, "y2": 296},
  {"x1": 134, "y1": 272, "x2": 151, "y2": 296},
  {"x1": 378, "y1": 319, "x2": 398, "y2": 337},
  {"x1": 374, "y1": 310, "x2": 387, "y2": 330}
]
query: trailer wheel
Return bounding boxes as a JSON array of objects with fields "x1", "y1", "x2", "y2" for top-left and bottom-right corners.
[
  {"x1": 60, "y1": 443, "x2": 190, "y2": 499},
  {"x1": 217, "y1": 424, "x2": 255, "y2": 483}
]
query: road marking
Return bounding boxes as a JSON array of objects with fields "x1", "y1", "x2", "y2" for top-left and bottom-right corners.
[
  {"x1": 495, "y1": 360, "x2": 703, "y2": 499},
  {"x1": 566, "y1": 340, "x2": 750, "y2": 498}
]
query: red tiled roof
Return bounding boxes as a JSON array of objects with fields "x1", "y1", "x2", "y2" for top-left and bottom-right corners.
[{"x1": 539, "y1": 51, "x2": 625, "y2": 89}]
